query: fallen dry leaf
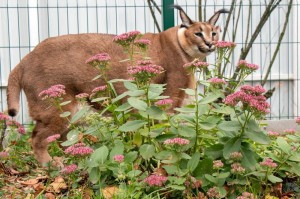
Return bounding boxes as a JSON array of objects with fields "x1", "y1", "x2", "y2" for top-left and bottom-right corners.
[
  {"x1": 47, "y1": 176, "x2": 68, "y2": 193},
  {"x1": 102, "y1": 186, "x2": 119, "y2": 199},
  {"x1": 18, "y1": 178, "x2": 39, "y2": 186},
  {"x1": 45, "y1": 192, "x2": 56, "y2": 199}
]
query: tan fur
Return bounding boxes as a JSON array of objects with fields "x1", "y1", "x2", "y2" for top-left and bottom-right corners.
[{"x1": 7, "y1": 7, "x2": 227, "y2": 165}]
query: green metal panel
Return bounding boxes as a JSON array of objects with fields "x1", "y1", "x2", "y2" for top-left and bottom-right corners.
[{"x1": 162, "y1": 0, "x2": 174, "y2": 30}]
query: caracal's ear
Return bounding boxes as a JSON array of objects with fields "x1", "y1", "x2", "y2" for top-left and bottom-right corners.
[
  {"x1": 173, "y1": 5, "x2": 194, "y2": 28},
  {"x1": 207, "y1": 9, "x2": 230, "y2": 25}
]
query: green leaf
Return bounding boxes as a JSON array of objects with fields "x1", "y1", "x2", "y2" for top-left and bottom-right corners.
[
  {"x1": 128, "y1": 97, "x2": 147, "y2": 111},
  {"x1": 288, "y1": 162, "x2": 300, "y2": 176},
  {"x1": 241, "y1": 145, "x2": 257, "y2": 170},
  {"x1": 218, "y1": 121, "x2": 241, "y2": 132},
  {"x1": 112, "y1": 92, "x2": 128, "y2": 103},
  {"x1": 193, "y1": 158, "x2": 213, "y2": 178},
  {"x1": 61, "y1": 129, "x2": 79, "y2": 146},
  {"x1": 70, "y1": 106, "x2": 90, "y2": 123},
  {"x1": 91, "y1": 97, "x2": 110, "y2": 103},
  {"x1": 115, "y1": 102, "x2": 132, "y2": 112},
  {"x1": 178, "y1": 125, "x2": 196, "y2": 138},
  {"x1": 133, "y1": 132, "x2": 142, "y2": 146},
  {"x1": 187, "y1": 152, "x2": 200, "y2": 172},
  {"x1": 90, "y1": 146, "x2": 109, "y2": 165},
  {"x1": 124, "y1": 151, "x2": 138, "y2": 163},
  {"x1": 244, "y1": 128, "x2": 270, "y2": 144},
  {"x1": 205, "y1": 144, "x2": 224, "y2": 159},
  {"x1": 60, "y1": 111, "x2": 71, "y2": 118},
  {"x1": 89, "y1": 167, "x2": 100, "y2": 183},
  {"x1": 127, "y1": 90, "x2": 145, "y2": 97},
  {"x1": 109, "y1": 140, "x2": 124, "y2": 161},
  {"x1": 124, "y1": 81, "x2": 138, "y2": 91},
  {"x1": 60, "y1": 100, "x2": 72, "y2": 106},
  {"x1": 168, "y1": 185, "x2": 185, "y2": 190},
  {"x1": 139, "y1": 144, "x2": 155, "y2": 160},
  {"x1": 146, "y1": 106, "x2": 165, "y2": 119},
  {"x1": 182, "y1": 88, "x2": 195, "y2": 96},
  {"x1": 163, "y1": 165, "x2": 179, "y2": 175},
  {"x1": 127, "y1": 170, "x2": 142, "y2": 178},
  {"x1": 212, "y1": 106, "x2": 234, "y2": 114},
  {"x1": 267, "y1": 175, "x2": 282, "y2": 183},
  {"x1": 199, "y1": 93, "x2": 223, "y2": 104},
  {"x1": 218, "y1": 172, "x2": 230, "y2": 178},
  {"x1": 204, "y1": 174, "x2": 218, "y2": 184},
  {"x1": 223, "y1": 137, "x2": 241, "y2": 159},
  {"x1": 276, "y1": 137, "x2": 291, "y2": 155},
  {"x1": 119, "y1": 120, "x2": 147, "y2": 132}
]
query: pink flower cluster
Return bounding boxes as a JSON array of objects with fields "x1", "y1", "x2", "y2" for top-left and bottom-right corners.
[
  {"x1": 46, "y1": 134, "x2": 61, "y2": 143},
  {"x1": 113, "y1": 154, "x2": 124, "y2": 163},
  {"x1": 127, "y1": 64, "x2": 164, "y2": 76},
  {"x1": 224, "y1": 85, "x2": 270, "y2": 115},
  {"x1": 236, "y1": 192, "x2": 255, "y2": 199},
  {"x1": 267, "y1": 131, "x2": 280, "y2": 138},
  {"x1": 39, "y1": 84, "x2": 66, "y2": 100},
  {"x1": 85, "y1": 53, "x2": 111, "y2": 65},
  {"x1": 229, "y1": 152, "x2": 243, "y2": 161},
  {"x1": 231, "y1": 163, "x2": 245, "y2": 174},
  {"x1": 137, "y1": 60, "x2": 153, "y2": 65},
  {"x1": 215, "y1": 41, "x2": 236, "y2": 48},
  {"x1": 75, "y1": 93, "x2": 89, "y2": 100},
  {"x1": 144, "y1": 174, "x2": 168, "y2": 187},
  {"x1": 296, "y1": 117, "x2": 300, "y2": 124},
  {"x1": 113, "y1": 30, "x2": 141, "y2": 44},
  {"x1": 0, "y1": 151, "x2": 9, "y2": 158},
  {"x1": 284, "y1": 128, "x2": 296, "y2": 135},
  {"x1": 90, "y1": 85, "x2": 108, "y2": 98},
  {"x1": 213, "y1": 160, "x2": 224, "y2": 169},
  {"x1": 64, "y1": 143, "x2": 94, "y2": 156},
  {"x1": 208, "y1": 77, "x2": 226, "y2": 85},
  {"x1": 238, "y1": 60, "x2": 259, "y2": 71},
  {"x1": 6, "y1": 120, "x2": 25, "y2": 134},
  {"x1": 206, "y1": 186, "x2": 221, "y2": 198},
  {"x1": 155, "y1": 99, "x2": 173, "y2": 107},
  {"x1": 134, "y1": 39, "x2": 151, "y2": 48},
  {"x1": 164, "y1": 137, "x2": 190, "y2": 145},
  {"x1": 260, "y1": 158, "x2": 277, "y2": 168},
  {"x1": 0, "y1": 112, "x2": 9, "y2": 121},
  {"x1": 61, "y1": 164, "x2": 78, "y2": 174},
  {"x1": 183, "y1": 60, "x2": 209, "y2": 70}
]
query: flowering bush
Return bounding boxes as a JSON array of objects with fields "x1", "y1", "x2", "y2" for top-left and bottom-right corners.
[{"x1": 2, "y1": 31, "x2": 300, "y2": 198}]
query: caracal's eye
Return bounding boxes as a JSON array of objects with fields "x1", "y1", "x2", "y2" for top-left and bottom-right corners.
[
  {"x1": 194, "y1": 32, "x2": 203, "y2": 37},
  {"x1": 212, "y1": 32, "x2": 217, "y2": 36}
]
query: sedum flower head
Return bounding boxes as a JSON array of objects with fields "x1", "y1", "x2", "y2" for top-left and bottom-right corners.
[
  {"x1": 215, "y1": 41, "x2": 236, "y2": 48},
  {"x1": 113, "y1": 154, "x2": 124, "y2": 163},
  {"x1": 231, "y1": 163, "x2": 245, "y2": 174},
  {"x1": 238, "y1": 60, "x2": 259, "y2": 71},
  {"x1": 61, "y1": 164, "x2": 78, "y2": 174},
  {"x1": 144, "y1": 174, "x2": 168, "y2": 187},
  {"x1": 207, "y1": 186, "x2": 221, "y2": 198},
  {"x1": 134, "y1": 39, "x2": 151, "y2": 50},
  {"x1": 183, "y1": 60, "x2": 209, "y2": 71},
  {"x1": 236, "y1": 192, "x2": 255, "y2": 199},
  {"x1": 213, "y1": 160, "x2": 224, "y2": 169},
  {"x1": 46, "y1": 134, "x2": 61, "y2": 143},
  {"x1": 0, "y1": 151, "x2": 9, "y2": 158},
  {"x1": 0, "y1": 112, "x2": 10, "y2": 121},
  {"x1": 208, "y1": 77, "x2": 226, "y2": 85},
  {"x1": 284, "y1": 128, "x2": 296, "y2": 135},
  {"x1": 64, "y1": 143, "x2": 94, "y2": 156},
  {"x1": 260, "y1": 158, "x2": 277, "y2": 168},
  {"x1": 296, "y1": 117, "x2": 300, "y2": 124},
  {"x1": 155, "y1": 99, "x2": 173, "y2": 109},
  {"x1": 229, "y1": 152, "x2": 243, "y2": 161},
  {"x1": 90, "y1": 85, "x2": 108, "y2": 99},
  {"x1": 164, "y1": 137, "x2": 190, "y2": 146},
  {"x1": 39, "y1": 84, "x2": 66, "y2": 100},
  {"x1": 267, "y1": 131, "x2": 280, "y2": 138},
  {"x1": 85, "y1": 53, "x2": 111, "y2": 68},
  {"x1": 6, "y1": 120, "x2": 25, "y2": 135},
  {"x1": 113, "y1": 30, "x2": 141, "y2": 47},
  {"x1": 128, "y1": 64, "x2": 164, "y2": 84}
]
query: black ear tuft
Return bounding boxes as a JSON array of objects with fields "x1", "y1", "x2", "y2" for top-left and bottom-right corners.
[
  {"x1": 173, "y1": 4, "x2": 194, "y2": 28},
  {"x1": 207, "y1": 9, "x2": 230, "y2": 25}
]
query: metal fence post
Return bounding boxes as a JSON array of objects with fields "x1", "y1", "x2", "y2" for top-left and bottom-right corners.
[{"x1": 162, "y1": 0, "x2": 174, "y2": 30}]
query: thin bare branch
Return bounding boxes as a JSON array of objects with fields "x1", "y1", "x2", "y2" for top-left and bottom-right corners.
[
  {"x1": 150, "y1": 0, "x2": 161, "y2": 14},
  {"x1": 244, "y1": 1, "x2": 252, "y2": 48},
  {"x1": 147, "y1": 0, "x2": 161, "y2": 32},
  {"x1": 222, "y1": 0, "x2": 236, "y2": 41},
  {"x1": 261, "y1": 0, "x2": 293, "y2": 86},
  {"x1": 198, "y1": 0, "x2": 202, "y2": 22}
]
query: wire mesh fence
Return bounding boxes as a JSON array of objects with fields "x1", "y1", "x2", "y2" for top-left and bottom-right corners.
[{"x1": 0, "y1": 0, "x2": 299, "y2": 124}]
